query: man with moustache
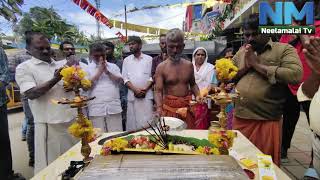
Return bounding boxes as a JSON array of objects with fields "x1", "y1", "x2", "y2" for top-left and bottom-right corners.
[
  {"x1": 59, "y1": 41, "x2": 87, "y2": 64},
  {"x1": 154, "y1": 28, "x2": 201, "y2": 129},
  {"x1": 232, "y1": 14, "x2": 302, "y2": 165},
  {"x1": 122, "y1": 36, "x2": 153, "y2": 131},
  {"x1": 15, "y1": 32, "x2": 78, "y2": 173},
  {"x1": 60, "y1": 41, "x2": 76, "y2": 59},
  {"x1": 151, "y1": 34, "x2": 167, "y2": 79}
]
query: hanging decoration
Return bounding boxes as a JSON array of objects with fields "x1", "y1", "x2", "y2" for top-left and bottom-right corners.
[
  {"x1": 72, "y1": 0, "x2": 171, "y2": 36},
  {"x1": 72, "y1": 0, "x2": 206, "y2": 38},
  {"x1": 72, "y1": 0, "x2": 127, "y2": 42},
  {"x1": 112, "y1": 0, "x2": 232, "y2": 18}
]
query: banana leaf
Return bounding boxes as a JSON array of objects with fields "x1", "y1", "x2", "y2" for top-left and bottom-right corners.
[{"x1": 124, "y1": 134, "x2": 215, "y2": 148}]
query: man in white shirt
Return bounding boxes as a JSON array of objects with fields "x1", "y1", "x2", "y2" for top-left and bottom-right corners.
[
  {"x1": 122, "y1": 36, "x2": 153, "y2": 131},
  {"x1": 85, "y1": 43, "x2": 123, "y2": 132},
  {"x1": 15, "y1": 32, "x2": 78, "y2": 173},
  {"x1": 297, "y1": 36, "x2": 320, "y2": 178}
]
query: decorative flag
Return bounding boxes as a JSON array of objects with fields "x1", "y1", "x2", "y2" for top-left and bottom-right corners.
[{"x1": 72, "y1": 0, "x2": 126, "y2": 42}]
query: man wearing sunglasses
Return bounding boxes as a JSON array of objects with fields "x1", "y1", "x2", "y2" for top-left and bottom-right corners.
[{"x1": 232, "y1": 14, "x2": 303, "y2": 166}]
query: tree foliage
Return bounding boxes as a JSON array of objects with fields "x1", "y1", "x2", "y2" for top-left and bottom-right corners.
[
  {"x1": 14, "y1": 6, "x2": 89, "y2": 46},
  {"x1": 0, "y1": 0, "x2": 23, "y2": 23}
]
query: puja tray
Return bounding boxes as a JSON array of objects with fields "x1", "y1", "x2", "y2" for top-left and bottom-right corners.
[{"x1": 76, "y1": 155, "x2": 248, "y2": 180}]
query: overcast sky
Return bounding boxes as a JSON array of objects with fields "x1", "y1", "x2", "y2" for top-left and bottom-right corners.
[{"x1": 0, "y1": 0, "x2": 200, "y2": 38}]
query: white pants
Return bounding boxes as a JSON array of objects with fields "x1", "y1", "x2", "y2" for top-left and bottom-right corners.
[
  {"x1": 126, "y1": 99, "x2": 153, "y2": 131},
  {"x1": 90, "y1": 113, "x2": 123, "y2": 132},
  {"x1": 313, "y1": 134, "x2": 320, "y2": 176},
  {"x1": 34, "y1": 122, "x2": 78, "y2": 173}
]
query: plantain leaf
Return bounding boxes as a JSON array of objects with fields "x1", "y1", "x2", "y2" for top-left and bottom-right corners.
[{"x1": 123, "y1": 135, "x2": 215, "y2": 148}]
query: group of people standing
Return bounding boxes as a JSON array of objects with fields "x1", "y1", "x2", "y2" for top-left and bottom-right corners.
[{"x1": 5, "y1": 28, "x2": 216, "y2": 176}]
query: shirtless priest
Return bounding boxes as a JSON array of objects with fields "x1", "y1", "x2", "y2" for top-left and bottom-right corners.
[{"x1": 154, "y1": 28, "x2": 202, "y2": 129}]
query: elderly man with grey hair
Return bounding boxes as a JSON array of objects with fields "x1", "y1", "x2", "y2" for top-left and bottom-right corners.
[{"x1": 154, "y1": 28, "x2": 201, "y2": 129}]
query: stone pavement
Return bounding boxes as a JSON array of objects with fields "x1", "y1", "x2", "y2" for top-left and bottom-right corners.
[{"x1": 281, "y1": 112, "x2": 313, "y2": 180}]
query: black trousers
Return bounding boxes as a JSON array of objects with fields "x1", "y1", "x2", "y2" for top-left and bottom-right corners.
[
  {"x1": 282, "y1": 87, "x2": 311, "y2": 150},
  {"x1": 22, "y1": 98, "x2": 34, "y2": 163},
  {"x1": 0, "y1": 104, "x2": 13, "y2": 179}
]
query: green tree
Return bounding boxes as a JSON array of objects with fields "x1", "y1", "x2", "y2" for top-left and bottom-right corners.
[
  {"x1": 14, "y1": 6, "x2": 89, "y2": 44},
  {"x1": 0, "y1": 0, "x2": 23, "y2": 23}
]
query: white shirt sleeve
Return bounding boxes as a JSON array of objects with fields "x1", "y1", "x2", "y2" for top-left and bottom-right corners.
[
  {"x1": 80, "y1": 62, "x2": 92, "y2": 79},
  {"x1": 111, "y1": 64, "x2": 122, "y2": 79},
  {"x1": 121, "y1": 58, "x2": 130, "y2": 84},
  {"x1": 206, "y1": 69, "x2": 215, "y2": 88},
  {"x1": 297, "y1": 83, "x2": 312, "y2": 102},
  {"x1": 15, "y1": 63, "x2": 36, "y2": 93},
  {"x1": 146, "y1": 55, "x2": 153, "y2": 82}
]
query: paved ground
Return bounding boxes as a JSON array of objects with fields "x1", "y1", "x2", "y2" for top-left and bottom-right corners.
[
  {"x1": 8, "y1": 109, "x2": 33, "y2": 179},
  {"x1": 7, "y1": 110, "x2": 313, "y2": 179},
  {"x1": 281, "y1": 112, "x2": 313, "y2": 180}
]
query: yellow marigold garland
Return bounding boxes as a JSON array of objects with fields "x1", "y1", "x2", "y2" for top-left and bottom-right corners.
[
  {"x1": 195, "y1": 146, "x2": 220, "y2": 155},
  {"x1": 101, "y1": 138, "x2": 129, "y2": 155},
  {"x1": 208, "y1": 130, "x2": 236, "y2": 150},
  {"x1": 68, "y1": 115, "x2": 95, "y2": 142},
  {"x1": 60, "y1": 65, "x2": 91, "y2": 90},
  {"x1": 215, "y1": 58, "x2": 238, "y2": 82}
]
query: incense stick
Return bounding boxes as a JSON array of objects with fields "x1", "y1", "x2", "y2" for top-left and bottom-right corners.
[
  {"x1": 142, "y1": 126, "x2": 166, "y2": 148},
  {"x1": 154, "y1": 120, "x2": 167, "y2": 147},
  {"x1": 162, "y1": 117, "x2": 168, "y2": 146},
  {"x1": 147, "y1": 122, "x2": 166, "y2": 148}
]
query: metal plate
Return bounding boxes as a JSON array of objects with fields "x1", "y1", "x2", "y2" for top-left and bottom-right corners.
[
  {"x1": 161, "y1": 117, "x2": 187, "y2": 130},
  {"x1": 76, "y1": 155, "x2": 248, "y2": 180}
]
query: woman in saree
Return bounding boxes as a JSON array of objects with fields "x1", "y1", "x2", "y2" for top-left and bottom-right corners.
[{"x1": 192, "y1": 47, "x2": 215, "y2": 129}]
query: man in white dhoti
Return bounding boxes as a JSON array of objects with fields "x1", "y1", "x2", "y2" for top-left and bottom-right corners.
[
  {"x1": 84, "y1": 43, "x2": 123, "y2": 132},
  {"x1": 122, "y1": 36, "x2": 153, "y2": 131},
  {"x1": 15, "y1": 31, "x2": 78, "y2": 173}
]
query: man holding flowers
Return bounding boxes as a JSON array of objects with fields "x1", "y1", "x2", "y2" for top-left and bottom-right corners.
[{"x1": 15, "y1": 31, "x2": 78, "y2": 173}]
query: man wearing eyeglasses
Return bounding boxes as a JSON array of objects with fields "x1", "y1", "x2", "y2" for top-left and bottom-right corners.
[{"x1": 232, "y1": 14, "x2": 302, "y2": 166}]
